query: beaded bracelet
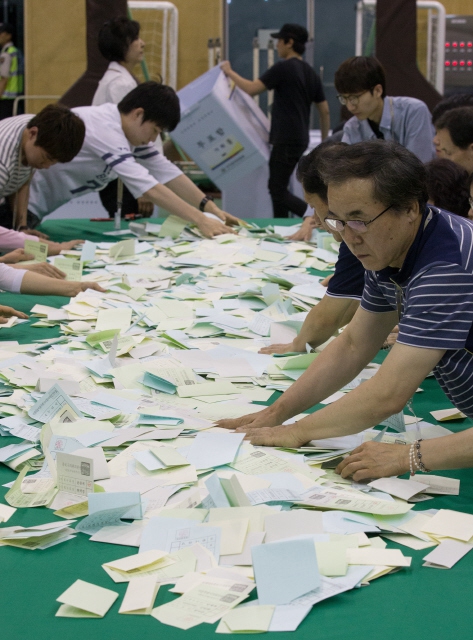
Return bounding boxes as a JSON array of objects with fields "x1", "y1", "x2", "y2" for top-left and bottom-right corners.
[
  {"x1": 409, "y1": 444, "x2": 421, "y2": 477},
  {"x1": 414, "y1": 438, "x2": 431, "y2": 473}
]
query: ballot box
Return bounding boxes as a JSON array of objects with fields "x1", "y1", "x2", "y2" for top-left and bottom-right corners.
[{"x1": 171, "y1": 66, "x2": 273, "y2": 218}]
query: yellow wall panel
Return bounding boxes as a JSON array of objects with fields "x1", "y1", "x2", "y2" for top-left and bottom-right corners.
[{"x1": 24, "y1": 0, "x2": 87, "y2": 113}]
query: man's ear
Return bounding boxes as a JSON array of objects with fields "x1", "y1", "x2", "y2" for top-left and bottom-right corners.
[
  {"x1": 132, "y1": 107, "x2": 145, "y2": 123},
  {"x1": 26, "y1": 126, "x2": 38, "y2": 144},
  {"x1": 372, "y1": 84, "x2": 384, "y2": 99},
  {"x1": 405, "y1": 201, "x2": 421, "y2": 223}
]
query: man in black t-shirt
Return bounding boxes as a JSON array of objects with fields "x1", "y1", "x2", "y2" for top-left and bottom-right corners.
[{"x1": 221, "y1": 24, "x2": 330, "y2": 218}]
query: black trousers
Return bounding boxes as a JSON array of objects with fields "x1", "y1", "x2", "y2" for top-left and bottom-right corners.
[
  {"x1": 99, "y1": 179, "x2": 139, "y2": 217},
  {"x1": 268, "y1": 143, "x2": 307, "y2": 218},
  {"x1": 0, "y1": 200, "x2": 40, "y2": 229}
]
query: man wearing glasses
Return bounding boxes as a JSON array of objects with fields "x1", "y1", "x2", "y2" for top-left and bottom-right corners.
[
  {"x1": 335, "y1": 56, "x2": 435, "y2": 163},
  {"x1": 218, "y1": 141, "x2": 473, "y2": 481}
]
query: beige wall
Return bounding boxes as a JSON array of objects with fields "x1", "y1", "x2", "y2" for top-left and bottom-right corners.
[
  {"x1": 24, "y1": 0, "x2": 86, "y2": 113},
  {"x1": 170, "y1": 0, "x2": 223, "y2": 89},
  {"x1": 23, "y1": 0, "x2": 222, "y2": 114}
]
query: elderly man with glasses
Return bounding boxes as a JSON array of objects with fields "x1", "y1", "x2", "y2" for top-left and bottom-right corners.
[
  {"x1": 218, "y1": 140, "x2": 473, "y2": 480},
  {"x1": 335, "y1": 56, "x2": 435, "y2": 163}
]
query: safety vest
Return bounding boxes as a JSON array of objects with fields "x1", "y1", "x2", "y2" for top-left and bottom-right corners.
[{"x1": 1, "y1": 44, "x2": 23, "y2": 100}]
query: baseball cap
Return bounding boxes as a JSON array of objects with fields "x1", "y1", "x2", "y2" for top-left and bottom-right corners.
[
  {"x1": 0, "y1": 23, "x2": 15, "y2": 35},
  {"x1": 270, "y1": 24, "x2": 308, "y2": 44}
]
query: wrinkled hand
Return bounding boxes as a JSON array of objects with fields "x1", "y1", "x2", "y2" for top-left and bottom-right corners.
[
  {"x1": 222, "y1": 210, "x2": 243, "y2": 227},
  {"x1": 80, "y1": 282, "x2": 106, "y2": 293},
  {"x1": 23, "y1": 263, "x2": 66, "y2": 279},
  {"x1": 137, "y1": 196, "x2": 154, "y2": 217},
  {"x1": 216, "y1": 407, "x2": 281, "y2": 432},
  {"x1": 22, "y1": 228, "x2": 49, "y2": 240},
  {"x1": 47, "y1": 240, "x2": 84, "y2": 256},
  {"x1": 383, "y1": 325, "x2": 399, "y2": 349},
  {"x1": 288, "y1": 216, "x2": 317, "y2": 242},
  {"x1": 0, "y1": 304, "x2": 28, "y2": 323},
  {"x1": 236, "y1": 424, "x2": 308, "y2": 448},
  {"x1": 0, "y1": 248, "x2": 34, "y2": 264},
  {"x1": 220, "y1": 60, "x2": 232, "y2": 75},
  {"x1": 197, "y1": 217, "x2": 236, "y2": 238},
  {"x1": 335, "y1": 441, "x2": 410, "y2": 482},
  {"x1": 259, "y1": 341, "x2": 303, "y2": 355}
]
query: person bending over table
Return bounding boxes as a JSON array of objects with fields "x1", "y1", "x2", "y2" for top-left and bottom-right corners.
[
  {"x1": 0, "y1": 104, "x2": 85, "y2": 241},
  {"x1": 219, "y1": 140, "x2": 473, "y2": 479},
  {"x1": 260, "y1": 141, "x2": 363, "y2": 355},
  {"x1": 27, "y1": 82, "x2": 240, "y2": 239},
  {"x1": 433, "y1": 107, "x2": 473, "y2": 174}
]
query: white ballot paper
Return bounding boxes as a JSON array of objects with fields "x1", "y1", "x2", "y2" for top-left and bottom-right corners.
[{"x1": 56, "y1": 452, "x2": 94, "y2": 497}]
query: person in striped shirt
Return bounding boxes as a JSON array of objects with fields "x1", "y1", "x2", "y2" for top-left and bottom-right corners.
[
  {"x1": 219, "y1": 140, "x2": 473, "y2": 477},
  {"x1": 0, "y1": 103, "x2": 85, "y2": 256}
]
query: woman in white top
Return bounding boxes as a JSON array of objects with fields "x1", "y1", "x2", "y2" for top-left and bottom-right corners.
[{"x1": 93, "y1": 17, "x2": 154, "y2": 217}]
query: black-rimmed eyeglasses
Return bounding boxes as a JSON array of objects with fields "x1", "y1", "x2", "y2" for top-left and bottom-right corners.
[{"x1": 324, "y1": 204, "x2": 394, "y2": 233}]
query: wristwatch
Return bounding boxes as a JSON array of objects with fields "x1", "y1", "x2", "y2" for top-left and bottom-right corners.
[{"x1": 199, "y1": 195, "x2": 214, "y2": 212}]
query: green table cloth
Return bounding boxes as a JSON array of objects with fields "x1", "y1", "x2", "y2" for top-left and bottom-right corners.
[{"x1": 0, "y1": 218, "x2": 471, "y2": 640}]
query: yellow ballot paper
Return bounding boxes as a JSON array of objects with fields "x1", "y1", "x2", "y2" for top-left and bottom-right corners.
[
  {"x1": 103, "y1": 549, "x2": 173, "y2": 582},
  {"x1": 96, "y1": 308, "x2": 132, "y2": 332},
  {"x1": 56, "y1": 579, "x2": 119, "y2": 618},
  {"x1": 119, "y1": 576, "x2": 160, "y2": 614},
  {"x1": 177, "y1": 380, "x2": 237, "y2": 398},
  {"x1": 24, "y1": 239, "x2": 48, "y2": 262},
  {"x1": 109, "y1": 238, "x2": 135, "y2": 259},
  {"x1": 152, "y1": 577, "x2": 254, "y2": 630},
  {"x1": 346, "y1": 547, "x2": 411, "y2": 567},
  {"x1": 430, "y1": 408, "x2": 467, "y2": 422},
  {"x1": 54, "y1": 258, "x2": 83, "y2": 282},
  {"x1": 158, "y1": 214, "x2": 187, "y2": 238},
  {"x1": 217, "y1": 605, "x2": 275, "y2": 633}
]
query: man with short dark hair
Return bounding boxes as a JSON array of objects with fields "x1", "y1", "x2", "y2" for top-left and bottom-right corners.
[
  {"x1": 433, "y1": 106, "x2": 473, "y2": 173},
  {"x1": 335, "y1": 56, "x2": 435, "y2": 162},
  {"x1": 220, "y1": 24, "x2": 330, "y2": 219},
  {"x1": 218, "y1": 142, "x2": 473, "y2": 469},
  {"x1": 28, "y1": 82, "x2": 240, "y2": 238},
  {"x1": 0, "y1": 103, "x2": 85, "y2": 254},
  {"x1": 0, "y1": 23, "x2": 22, "y2": 120}
]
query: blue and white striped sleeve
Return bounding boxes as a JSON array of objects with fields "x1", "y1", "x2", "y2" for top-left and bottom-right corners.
[
  {"x1": 360, "y1": 270, "x2": 396, "y2": 313},
  {"x1": 398, "y1": 264, "x2": 473, "y2": 350}
]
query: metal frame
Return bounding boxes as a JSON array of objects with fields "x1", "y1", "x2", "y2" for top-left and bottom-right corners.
[
  {"x1": 128, "y1": 1, "x2": 179, "y2": 88},
  {"x1": 13, "y1": 95, "x2": 60, "y2": 116},
  {"x1": 355, "y1": 0, "x2": 446, "y2": 94}
]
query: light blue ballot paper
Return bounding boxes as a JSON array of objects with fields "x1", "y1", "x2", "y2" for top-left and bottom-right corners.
[
  {"x1": 185, "y1": 432, "x2": 245, "y2": 469},
  {"x1": 142, "y1": 372, "x2": 177, "y2": 394},
  {"x1": 28, "y1": 383, "x2": 84, "y2": 423},
  {"x1": 140, "y1": 517, "x2": 200, "y2": 553},
  {"x1": 88, "y1": 491, "x2": 142, "y2": 520},
  {"x1": 204, "y1": 473, "x2": 231, "y2": 508},
  {"x1": 252, "y1": 538, "x2": 320, "y2": 605}
]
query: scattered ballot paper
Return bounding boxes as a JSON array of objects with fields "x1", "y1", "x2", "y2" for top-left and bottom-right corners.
[
  {"x1": 216, "y1": 605, "x2": 275, "y2": 634},
  {"x1": 423, "y1": 539, "x2": 473, "y2": 568},
  {"x1": 430, "y1": 408, "x2": 467, "y2": 421},
  {"x1": 368, "y1": 477, "x2": 429, "y2": 501},
  {"x1": 252, "y1": 538, "x2": 320, "y2": 605},
  {"x1": 152, "y1": 576, "x2": 254, "y2": 629},
  {"x1": 56, "y1": 579, "x2": 118, "y2": 618},
  {"x1": 119, "y1": 576, "x2": 160, "y2": 614},
  {"x1": 421, "y1": 509, "x2": 473, "y2": 542}
]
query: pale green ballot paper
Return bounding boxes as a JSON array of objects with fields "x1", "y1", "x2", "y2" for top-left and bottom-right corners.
[
  {"x1": 24, "y1": 239, "x2": 48, "y2": 262},
  {"x1": 54, "y1": 258, "x2": 83, "y2": 281}
]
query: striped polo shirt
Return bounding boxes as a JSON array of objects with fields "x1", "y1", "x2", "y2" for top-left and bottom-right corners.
[
  {"x1": 361, "y1": 206, "x2": 473, "y2": 416},
  {"x1": 0, "y1": 114, "x2": 33, "y2": 198}
]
